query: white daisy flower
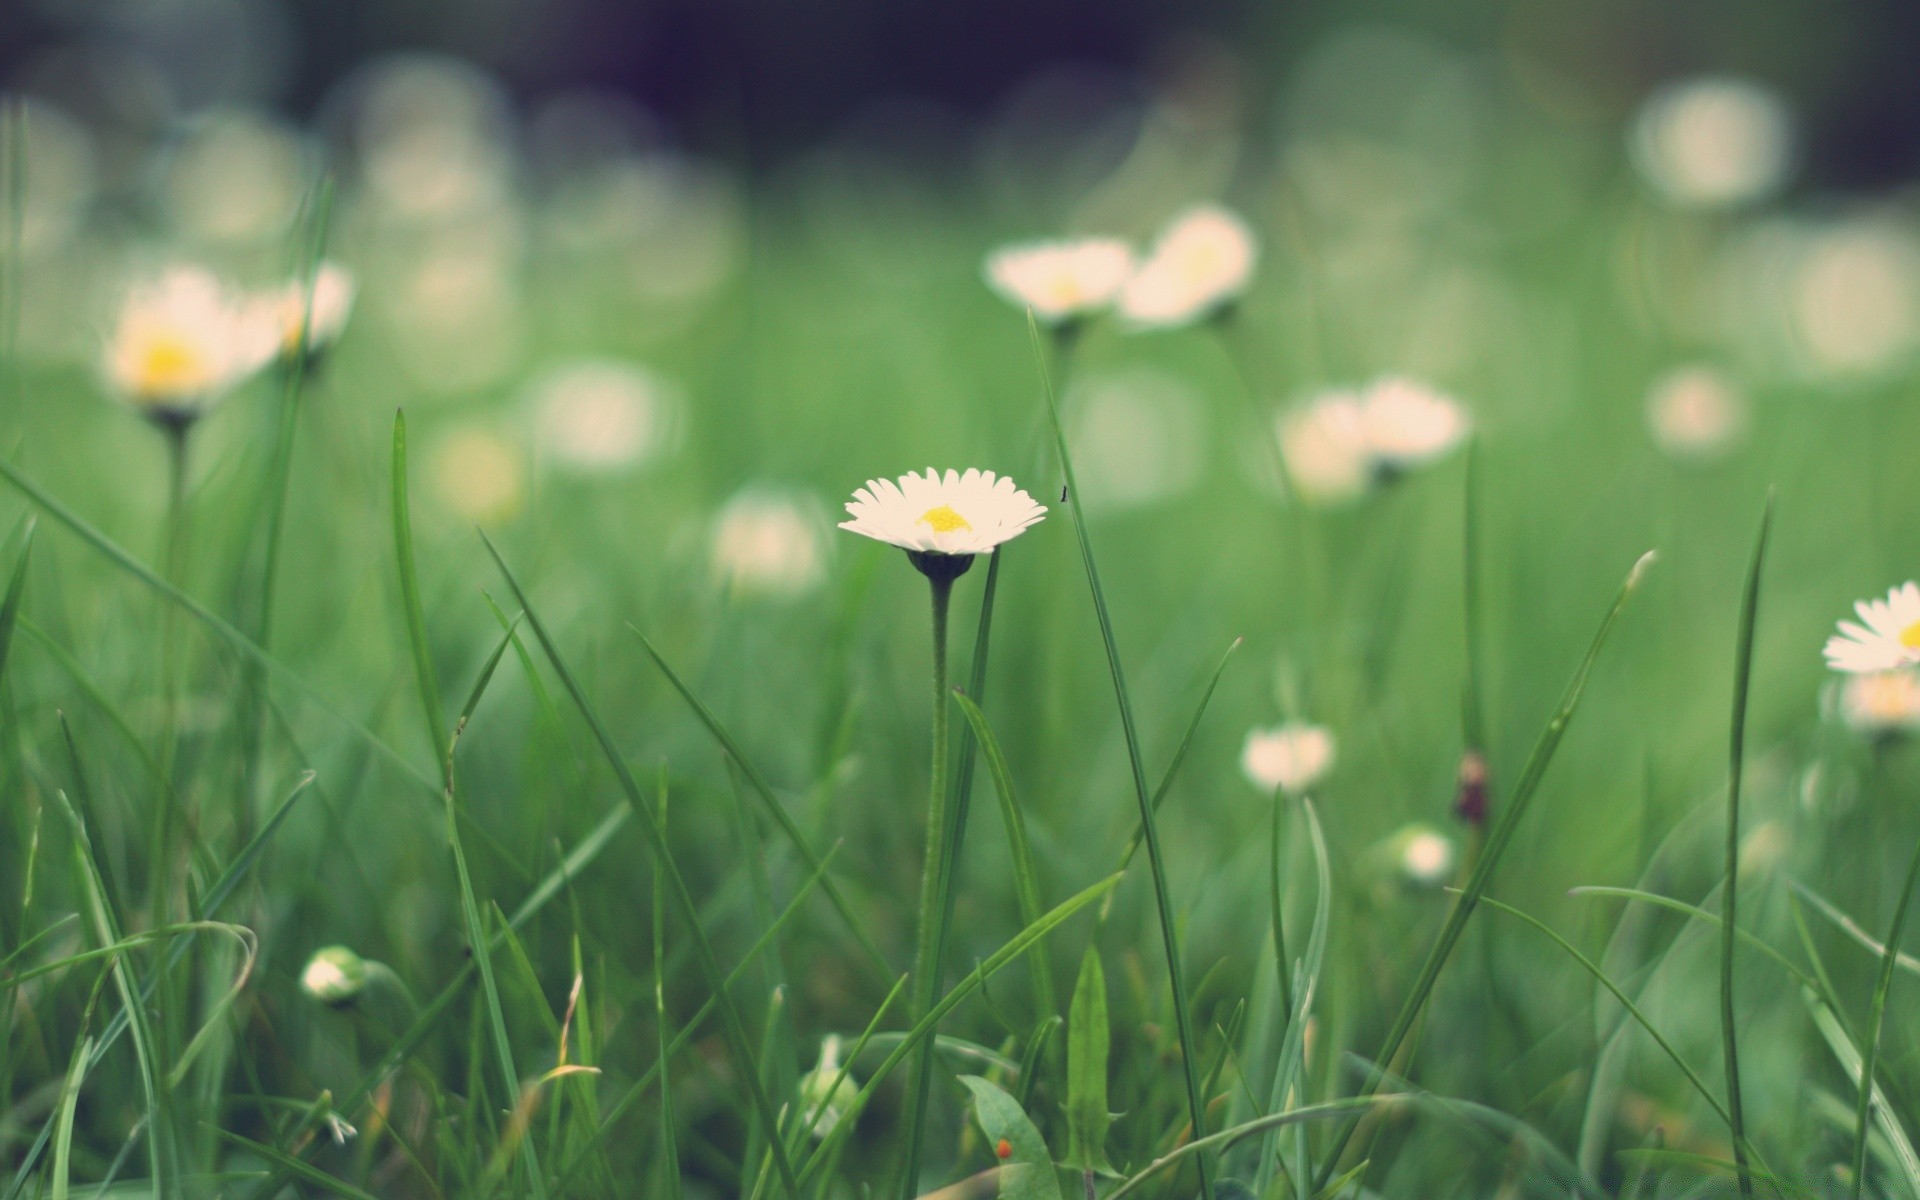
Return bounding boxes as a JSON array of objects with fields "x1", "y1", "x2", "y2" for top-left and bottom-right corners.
[
  {"x1": 429, "y1": 426, "x2": 527, "y2": 525},
  {"x1": 254, "y1": 261, "x2": 357, "y2": 360},
  {"x1": 1118, "y1": 205, "x2": 1258, "y2": 329},
  {"x1": 984, "y1": 237, "x2": 1134, "y2": 324},
  {"x1": 1837, "y1": 670, "x2": 1920, "y2": 734},
  {"x1": 105, "y1": 265, "x2": 278, "y2": 425},
  {"x1": 1277, "y1": 391, "x2": 1373, "y2": 505},
  {"x1": 300, "y1": 945, "x2": 369, "y2": 1008},
  {"x1": 1825, "y1": 583, "x2": 1920, "y2": 674},
  {"x1": 1631, "y1": 78, "x2": 1792, "y2": 210},
  {"x1": 1396, "y1": 826, "x2": 1457, "y2": 886},
  {"x1": 1240, "y1": 722, "x2": 1335, "y2": 794},
  {"x1": 530, "y1": 359, "x2": 681, "y2": 475},
  {"x1": 839, "y1": 468, "x2": 1046, "y2": 576},
  {"x1": 1646, "y1": 365, "x2": 1744, "y2": 460},
  {"x1": 1359, "y1": 377, "x2": 1470, "y2": 470},
  {"x1": 712, "y1": 488, "x2": 829, "y2": 598}
]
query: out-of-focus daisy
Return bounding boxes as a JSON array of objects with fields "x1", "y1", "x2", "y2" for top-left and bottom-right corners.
[
  {"x1": 840, "y1": 468, "x2": 1045, "y2": 579},
  {"x1": 429, "y1": 427, "x2": 526, "y2": 525},
  {"x1": 300, "y1": 945, "x2": 369, "y2": 1008},
  {"x1": 1276, "y1": 391, "x2": 1372, "y2": 505},
  {"x1": 254, "y1": 262, "x2": 357, "y2": 361},
  {"x1": 1394, "y1": 825, "x2": 1456, "y2": 886},
  {"x1": 713, "y1": 489, "x2": 829, "y2": 598},
  {"x1": 1825, "y1": 583, "x2": 1920, "y2": 674},
  {"x1": 797, "y1": 1035, "x2": 859, "y2": 1139},
  {"x1": 984, "y1": 237, "x2": 1133, "y2": 324},
  {"x1": 1066, "y1": 368, "x2": 1207, "y2": 511},
  {"x1": 1631, "y1": 78, "x2": 1792, "y2": 210},
  {"x1": 1359, "y1": 377, "x2": 1470, "y2": 471},
  {"x1": 104, "y1": 265, "x2": 277, "y2": 427},
  {"x1": 1118, "y1": 205, "x2": 1257, "y2": 329},
  {"x1": 1646, "y1": 365, "x2": 1744, "y2": 460},
  {"x1": 1836, "y1": 670, "x2": 1920, "y2": 735},
  {"x1": 529, "y1": 359, "x2": 680, "y2": 474},
  {"x1": 1241, "y1": 722, "x2": 1335, "y2": 795}
]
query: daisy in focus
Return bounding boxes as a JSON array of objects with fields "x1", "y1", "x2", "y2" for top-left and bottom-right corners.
[
  {"x1": 1241, "y1": 722, "x2": 1335, "y2": 795},
  {"x1": 839, "y1": 468, "x2": 1046, "y2": 578},
  {"x1": 984, "y1": 237, "x2": 1133, "y2": 325},
  {"x1": 1825, "y1": 583, "x2": 1920, "y2": 673},
  {"x1": 253, "y1": 261, "x2": 357, "y2": 362},
  {"x1": 1118, "y1": 204, "x2": 1257, "y2": 329},
  {"x1": 104, "y1": 265, "x2": 278, "y2": 428}
]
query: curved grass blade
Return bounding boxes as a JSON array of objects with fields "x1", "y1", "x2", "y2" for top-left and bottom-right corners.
[
  {"x1": 0, "y1": 516, "x2": 32, "y2": 684},
  {"x1": 1029, "y1": 309, "x2": 1216, "y2": 1200},
  {"x1": 1111, "y1": 637, "x2": 1242, "y2": 878},
  {"x1": 951, "y1": 690, "x2": 1052, "y2": 1016},
  {"x1": 1313, "y1": 549, "x2": 1655, "y2": 1192},
  {"x1": 1806, "y1": 989, "x2": 1920, "y2": 1199},
  {"x1": 1788, "y1": 878, "x2": 1920, "y2": 977},
  {"x1": 1568, "y1": 886, "x2": 1820, "y2": 993},
  {"x1": 630, "y1": 627, "x2": 890, "y2": 981},
  {"x1": 1106, "y1": 1096, "x2": 1396, "y2": 1200},
  {"x1": 481, "y1": 532, "x2": 800, "y2": 1200},
  {"x1": 1721, "y1": 497, "x2": 1770, "y2": 1199},
  {"x1": 1853, "y1": 834, "x2": 1920, "y2": 1200}
]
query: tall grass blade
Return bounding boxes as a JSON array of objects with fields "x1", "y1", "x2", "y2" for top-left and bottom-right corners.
[
  {"x1": 481, "y1": 531, "x2": 800, "y2": 1199},
  {"x1": 951, "y1": 690, "x2": 1053, "y2": 1016},
  {"x1": 0, "y1": 517, "x2": 32, "y2": 684},
  {"x1": 1028, "y1": 310, "x2": 1216, "y2": 1200},
  {"x1": 1722, "y1": 496, "x2": 1770, "y2": 1199},
  {"x1": 1313, "y1": 549, "x2": 1654, "y2": 1191}
]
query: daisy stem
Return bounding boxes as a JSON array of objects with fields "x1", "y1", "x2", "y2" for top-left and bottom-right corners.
[
  {"x1": 900, "y1": 571, "x2": 954, "y2": 1198},
  {"x1": 152, "y1": 421, "x2": 190, "y2": 922}
]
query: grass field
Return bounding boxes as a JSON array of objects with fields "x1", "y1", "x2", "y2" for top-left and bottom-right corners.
[{"x1": 5, "y1": 47, "x2": 1920, "y2": 1200}]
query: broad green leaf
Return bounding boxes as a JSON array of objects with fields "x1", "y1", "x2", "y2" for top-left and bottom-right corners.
[
  {"x1": 1063, "y1": 946, "x2": 1113, "y2": 1174},
  {"x1": 960, "y1": 1074, "x2": 1062, "y2": 1200}
]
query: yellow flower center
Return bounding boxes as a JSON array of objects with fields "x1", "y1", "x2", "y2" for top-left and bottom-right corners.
[
  {"x1": 917, "y1": 505, "x2": 971, "y2": 534},
  {"x1": 1901, "y1": 621, "x2": 1920, "y2": 650},
  {"x1": 136, "y1": 334, "x2": 211, "y2": 395}
]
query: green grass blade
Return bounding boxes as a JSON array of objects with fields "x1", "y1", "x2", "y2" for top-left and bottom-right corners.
[
  {"x1": 1807, "y1": 989, "x2": 1920, "y2": 1199},
  {"x1": 391, "y1": 410, "x2": 451, "y2": 780},
  {"x1": 50, "y1": 1034, "x2": 89, "y2": 1200},
  {"x1": 0, "y1": 516, "x2": 32, "y2": 684},
  {"x1": 950, "y1": 689, "x2": 1053, "y2": 1017},
  {"x1": 1314, "y1": 548, "x2": 1655, "y2": 1191},
  {"x1": 0, "y1": 454, "x2": 438, "y2": 793},
  {"x1": 1064, "y1": 945, "x2": 1113, "y2": 1173},
  {"x1": 210, "y1": 1128, "x2": 385, "y2": 1200},
  {"x1": 1853, "y1": 834, "x2": 1920, "y2": 1200},
  {"x1": 1111, "y1": 637, "x2": 1242, "y2": 878},
  {"x1": 1722, "y1": 496, "x2": 1770, "y2": 1199},
  {"x1": 1106, "y1": 1096, "x2": 1397, "y2": 1200},
  {"x1": 480, "y1": 531, "x2": 800, "y2": 1200},
  {"x1": 1788, "y1": 878, "x2": 1920, "y2": 977},
  {"x1": 629, "y1": 626, "x2": 891, "y2": 981},
  {"x1": 1028, "y1": 309, "x2": 1216, "y2": 1200},
  {"x1": 1568, "y1": 886, "x2": 1820, "y2": 993}
]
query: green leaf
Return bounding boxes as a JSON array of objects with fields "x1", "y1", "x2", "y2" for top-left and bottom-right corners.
[
  {"x1": 959, "y1": 1075, "x2": 1063, "y2": 1200},
  {"x1": 1063, "y1": 946, "x2": 1113, "y2": 1174}
]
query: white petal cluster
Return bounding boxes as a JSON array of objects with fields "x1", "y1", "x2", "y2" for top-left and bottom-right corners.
[
  {"x1": 252, "y1": 261, "x2": 357, "y2": 360},
  {"x1": 712, "y1": 489, "x2": 829, "y2": 598},
  {"x1": 104, "y1": 265, "x2": 279, "y2": 419},
  {"x1": 984, "y1": 238, "x2": 1134, "y2": 323},
  {"x1": 1645, "y1": 365, "x2": 1744, "y2": 460},
  {"x1": 1631, "y1": 78, "x2": 1792, "y2": 210},
  {"x1": 1277, "y1": 378, "x2": 1470, "y2": 504},
  {"x1": 1837, "y1": 670, "x2": 1920, "y2": 735},
  {"x1": 530, "y1": 359, "x2": 680, "y2": 474},
  {"x1": 840, "y1": 468, "x2": 1046, "y2": 557},
  {"x1": 1119, "y1": 205, "x2": 1257, "y2": 329},
  {"x1": 1825, "y1": 583, "x2": 1920, "y2": 674},
  {"x1": 1241, "y1": 722, "x2": 1335, "y2": 794}
]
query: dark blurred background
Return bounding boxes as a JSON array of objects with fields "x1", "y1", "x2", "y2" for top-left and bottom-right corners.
[{"x1": 4, "y1": 0, "x2": 1918, "y2": 184}]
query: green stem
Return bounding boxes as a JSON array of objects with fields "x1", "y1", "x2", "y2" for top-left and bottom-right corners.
[
  {"x1": 1723, "y1": 499, "x2": 1768, "y2": 1200},
  {"x1": 900, "y1": 572, "x2": 954, "y2": 1197},
  {"x1": 152, "y1": 422, "x2": 190, "y2": 923},
  {"x1": 1853, "y1": 832, "x2": 1920, "y2": 1200}
]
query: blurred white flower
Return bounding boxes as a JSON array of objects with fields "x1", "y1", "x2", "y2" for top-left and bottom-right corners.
[
  {"x1": 797, "y1": 1035, "x2": 860, "y2": 1140},
  {"x1": 429, "y1": 427, "x2": 526, "y2": 524},
  {"x1": 1359, "y1": 377, "x2": 1470, "y2": 471},
  {"x1": 164, "y1": 109, "x2": 306, "y2": 244},
  {"x1": 300, "y1": 945, "x2": 369, "y2": 1007},
  {"x1": 104, "y1": 265, "x2": 277, "y2": 424},
  {"x1": 1277, "y1": 391, "x2": 1372, "y2": 505},
  {"x1": 1826, "y1": 583, "x2": 1920, "y2": 674},
  {"x1": 1241, "y1": 722, "x2": 1335, "y2": 794},
  {"x1": 253, "y1": 262, "x2": 356, "y2": 360},
  {"x1": 530, "y1": 359, "x2": 681, "y2": 474},
  {"x1": 1395, "y1": 825, "x2": 1456, "y2": 886},
  {"x1": 1631, "y1": 78, "x2": 1792, "y2": 209},
  {"x1": 1791, "y1": 221, "x2": 1920, "y2": 379},
  {"x1": 1645, "y1": 365, "x2": 1744, "y2": 459},
  {"x1": 712, "y1": 489, "x2": 829, "y2": 598},
  {"x1": 1066, "y1": 368, "x2": 1207, "y2": 511},
  {"x1": 1118, "y1": 205, "x2": 1257, "y2": 328},
  {"x1": 840, "y1": 469, "x2": 1046, "y2": 559},
  {"x1": 983, "y1": 237, "x2": 1133, "y2": 323},
  {"x1": 1838, "y1": 670, "x2": 1920, "y2": 735}
]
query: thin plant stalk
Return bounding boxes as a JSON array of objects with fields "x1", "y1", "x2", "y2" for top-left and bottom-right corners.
[
  {"x1": 1722, "y1": 498, "x2": 1770, "y2": 1200},
  {"x1": 1852, "y1": 836, "x2": 1920, "y2": 1200},
  {"x1": 1030, "y1": 311, "x2": 1216, "y2": 1200},
  {"x1": 151, "y1": 420, "x2": 191, "y2": 927},
  {"x1": 899, "y1": 571, "x2": 955, "y2": 1198}
]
